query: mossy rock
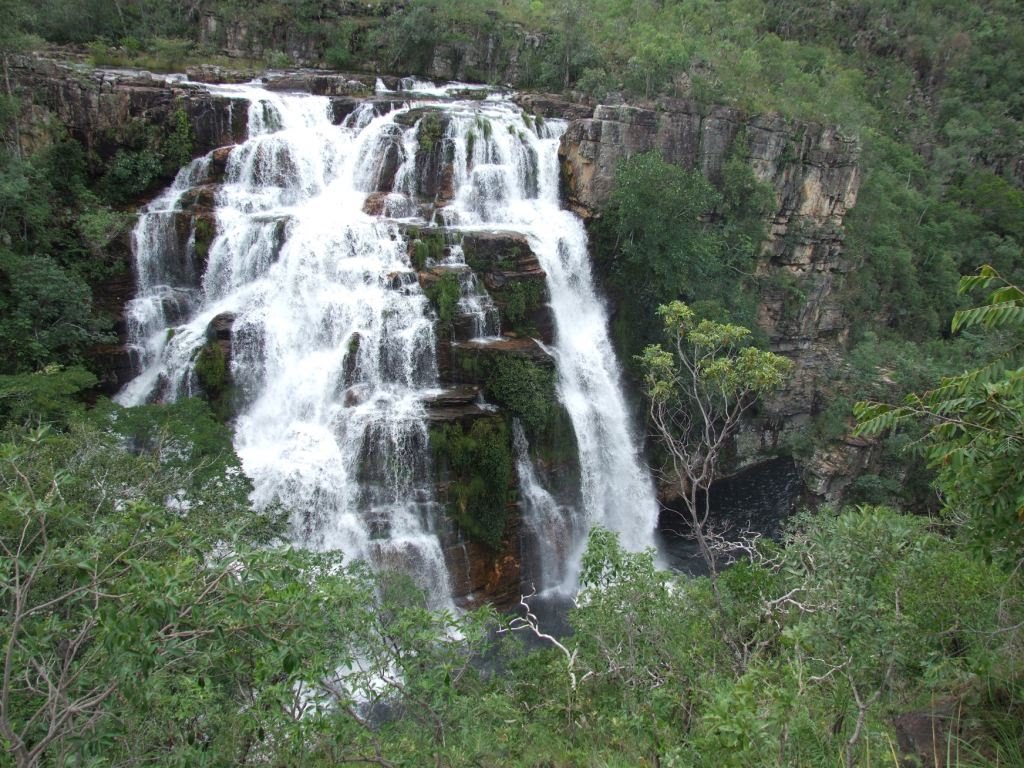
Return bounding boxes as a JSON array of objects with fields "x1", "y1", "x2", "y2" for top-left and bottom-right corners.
[
  {"x1": 423, "y1": 271, "x2": 461, "y2": 326},
  {"x1": 193, "y1": 214, "x2": 216, "y2": 268},
  {"x1": 489, "y1": 277, "x2": 547, "y2": 337},
  {"x1": 194, "y1": 339, "x2": 234, "y2": 422},
  {"x1": 409, "y1": 228, "x2": 448, "y2": 270},
  {"x1": 430, "y1": 415, "x2": 514, "y2": 550},
  {"x1": 461, "y1": 230, "x2": 531, "y2": 272}
]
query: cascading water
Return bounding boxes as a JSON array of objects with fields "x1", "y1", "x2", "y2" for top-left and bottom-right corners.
[
  {"x1": 119, "y1": 79, "x2": 657, "y2": 602},
  {"x1": 437, "y1": 103, "x2": 660, "y2": 564},
  {"x1": 121, "y1": 86, "x2": 451, "y2": 608}
]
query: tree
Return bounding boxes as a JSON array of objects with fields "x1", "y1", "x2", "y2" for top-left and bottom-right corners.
[
  {"x1": 638, "y1": 302, "x2": 792, "y2": 577},
  {"x1": 855, "y1": 264, "x2": 1024, "y2": 560},
  {"x1": 595, "y1": 151, "x2": 772, "y2": 366},
  {"x1": 0, "y1": 420, "x2": 367, "y2": 767}
]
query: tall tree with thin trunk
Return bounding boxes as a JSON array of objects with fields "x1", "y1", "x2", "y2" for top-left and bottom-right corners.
[{"x1": 638, "y1": 301, "x2": 791, "y2": 577}]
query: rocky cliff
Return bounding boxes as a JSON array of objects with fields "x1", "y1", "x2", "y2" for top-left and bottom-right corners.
[
  {"x1": 9, "y1": 56, "x2": 249, "y2": 159},
  {"x1": 554, "y1": 98, "x2": 863, "y2": 486}
]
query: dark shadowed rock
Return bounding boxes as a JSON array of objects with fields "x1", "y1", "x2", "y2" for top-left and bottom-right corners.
[
  {"x1": 261, "y1": 70, "x2": 376, "y2": 96},
  {"x1": 893, "y1": 699, "x2": 962, "y2": 768},
  {"x1": 461, "y1": 231, "x2": 553, "y2": 341},
  {"x1": 445, "y1": 512, "x2": 522, "y2": 610}
]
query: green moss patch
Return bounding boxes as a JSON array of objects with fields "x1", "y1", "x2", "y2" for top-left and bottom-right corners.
[
  {"x1": 490, "y1": 279, "x2": 545, "y2": 335},
  {"x1": 424, "y1": 272, "x2": 461, "y2": 326},
  {"x1": 409, "y1": 229, "x2": 447, "y2": 270},
  {"x1": 417, "y1": 111, "x2": 444, "y2": 155},
  {"x1": 194, "y1": 341, "x2": 233, "y2": 422},
  {"x1": 193, "y1": 216, "x2": 215, "y2": 263},
  {"x1": 430, "y1": 416, "x2": 513, "y2": 550}
]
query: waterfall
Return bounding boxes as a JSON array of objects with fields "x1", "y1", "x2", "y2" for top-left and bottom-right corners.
[
  {"x1": 439, "y1": 103, "x2": 660, "y2": 562},
  {"x1": 118, "y1": 80, "x2": 657, "y2": 602}
]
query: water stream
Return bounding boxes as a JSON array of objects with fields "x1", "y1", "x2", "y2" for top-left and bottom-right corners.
[{"x1": 119, "y1": 79, "x2": 657, "y2": 602}]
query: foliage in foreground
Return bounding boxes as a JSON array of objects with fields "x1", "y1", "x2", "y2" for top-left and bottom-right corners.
[
  {"x1": 1, "y1": 391, "x2": 1021, "y2": 766},
  {"x1": 856, "y1": 265, "x2": 1024, "y2": 560}
]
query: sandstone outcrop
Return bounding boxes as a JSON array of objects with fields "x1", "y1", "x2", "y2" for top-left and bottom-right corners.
[{"x1": 558, "y1": 98, "x2": 862, "y2": 491}]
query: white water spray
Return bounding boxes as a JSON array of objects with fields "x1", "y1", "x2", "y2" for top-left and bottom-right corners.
[{"x1": 119, "y1": 81, "x2": 657, "y2": 601}]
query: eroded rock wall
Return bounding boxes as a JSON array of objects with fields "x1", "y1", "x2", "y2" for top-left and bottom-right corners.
[
  {"x1": 9, "y1": 55, "x2": 248, "y2": 158},
  {"x1": 558, "y1": 99, "x2": 862, "y2": 472}
]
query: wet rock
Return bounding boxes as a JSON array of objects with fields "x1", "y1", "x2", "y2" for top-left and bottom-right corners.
[
  {"x1": 442, "y1": 338, "x2": 555, "y2": 387},
  {"x1": 362, "y1": 192, "x2": 388, "y2": 216},
  {"x1": 461, "y1": 231, "x2": 553, "y2": 341},
  {"x1": 205, "y1": 145, "x2": 234, "y2": 183},
  {"x1": 207, "y1": 312, "x2": 236, "y2": 343},
  {"x1": 462, "y1": 230, "x2": 532, "y2": 267},
  {"x1": 419, "y1": 387, "x2": 491, "y2": 423},
  {"x1": 445, "y1": 515, "x2": 522, "y2": 610},
  {"x1": 184, "y1": 64, "x2": 258, "y2": 84},
  {"x1": 261, "y1": 70, "x2": 375, "y2": 96},
  {"x1": 422, "y1": 384, "x2": 482, "y2": 408},
  {"x1": 369, "y1": 123, "x2": 405, "y2": 193},
  {"x1": 204, "y1": 313, "x2": 236, "y2": 376},
  {"x1": 90, "y1": 343, "x2": 136, "y2": 396},
  {"x1": 178, "y1": 184, "x2": 218, "y2": 215},
  {"x1": 384, "y1": 270, "x2": 419, "y2": 292}
]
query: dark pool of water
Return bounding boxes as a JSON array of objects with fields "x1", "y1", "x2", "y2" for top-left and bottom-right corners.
[{"x1": 657, "y1": 457, "x2": 803, "y2": 575}]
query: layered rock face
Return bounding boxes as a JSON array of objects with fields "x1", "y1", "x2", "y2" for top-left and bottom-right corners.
[
  {"x1": 557, "y1": 99, "x2": 862, "y2": 471},
  {"x1": 9, "y1": 56, "x2": 248, "y2": 158}
]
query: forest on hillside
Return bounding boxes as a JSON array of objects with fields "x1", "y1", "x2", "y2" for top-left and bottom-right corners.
[{"x1": 0, "y1": 1, "x2": 1022, "y2": 766}]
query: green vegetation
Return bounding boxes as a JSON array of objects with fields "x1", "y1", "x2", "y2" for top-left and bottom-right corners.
[
  {"x1": 593, "y1": 151, "x2": 773, "y2": 365},
  {"x1": 465, "y1": 352, "x2": 557, "y2": 438},
  {"x1": 1, "y1": 319, "x2": 1014, "y2": 768},
  {"x1": 454, "y1": 345, "x2": 578, "y2": 466},
  {"x1": 416, "y1": 111, "x2": 444, "y2": 155},
  {"x1": 639, "y1": 303, "x2": 792, "y2": 575},
  {"x1": 0, "y1": 125, "x2": 132, "y2": 378},
  {"x1": 0, "y1": 399, "x2": 496, "y2": 768},
  {"x1": 491, "y1": 278, "x2": 545, "y2": 335},
  {"x1": 423, "y1": 271, "x2": 461, "y2": 326},
  {"x1": 856, "y1": 266, "x2": 1024, "y2": 561},
  {"x1": 194, "y1": 340, "x2": 233, "y2": 421},
  {"x1": 430, "y1": 416, "x2": 512, "y2": 549},
  {"x1": 408, "y1": 228, "x2": 446, "y2": 270},
  {"x1": 192, "y1": 215, "x2": 215, "y2": 263},
  {"x1": 162, "y1": 108, "x2": 194, "y2": 171},
  {"x1": 0, "y1": 365, "x2": 96, "y2": 427},
  {"x1": 3, "y1": 389, "x2": 1022, "y2": 766}
]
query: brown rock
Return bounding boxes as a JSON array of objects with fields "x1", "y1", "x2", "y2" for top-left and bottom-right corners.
[
  {"x1": 893, "y1": 699, "x2": 962, "y2": 768},
  {"x1": 447, "y1": 516, "x2": 522, "y2": 609}
]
